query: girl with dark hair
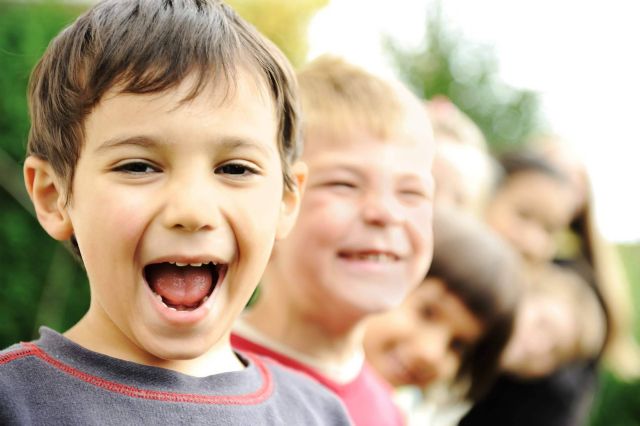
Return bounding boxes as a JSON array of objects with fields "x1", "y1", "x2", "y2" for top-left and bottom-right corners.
[{"x1": 364, "y1": 206, "x2": 522, "y2": 424}]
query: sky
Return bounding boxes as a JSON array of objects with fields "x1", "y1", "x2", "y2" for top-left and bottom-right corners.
[{"x1": 307, "y1": 0, "x2": 640, "y2": 243}]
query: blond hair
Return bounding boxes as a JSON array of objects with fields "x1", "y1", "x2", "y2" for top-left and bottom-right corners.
[{"x1": 297, "y1": 55, "x2": 429, "y2": 144}]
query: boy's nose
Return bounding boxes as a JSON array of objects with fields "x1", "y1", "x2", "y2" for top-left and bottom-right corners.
[
  {"x1": 162, "y1": 178, "x2": 221, "y2": 232},
  {"x1": 519, "y1": 227, "x2": 552, "y2": 263},
  {"x1": 361, "y1": 190, "x2": 404, "y2": 226}
]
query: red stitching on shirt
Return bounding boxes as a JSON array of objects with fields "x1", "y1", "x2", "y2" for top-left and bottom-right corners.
[
  {"x1": 0, "y1": 347, "x2": 37, "y2": 365},
  {"x1": 3, "y1": 342, "x2": 273, "y2": 405}
]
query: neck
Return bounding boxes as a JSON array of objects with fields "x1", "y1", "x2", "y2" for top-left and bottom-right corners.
[
  {"x1": 242, "y1": 287, "x2": 366, "y2": 366},
  {"x1": 65, "y1": 304, "x2": 244, "y2": 377}
]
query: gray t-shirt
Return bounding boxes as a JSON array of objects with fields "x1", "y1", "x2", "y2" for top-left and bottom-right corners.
[{"x1": 0, "y1": 327, "x2": 351, "y2": 425}]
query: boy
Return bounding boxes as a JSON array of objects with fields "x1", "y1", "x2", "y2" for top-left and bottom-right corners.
[
  {"x1": 0, "y1": 1, "x2": 351, "y2": 424},
  {"x1": 232, "y1": 56, "x2": 436, "y2": 425},
  {"x1": 426, "y1": 96, "x2": 497, "y2": 216}
]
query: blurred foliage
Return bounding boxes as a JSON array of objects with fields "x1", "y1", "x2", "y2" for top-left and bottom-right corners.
[
  {"x1": 590, "y1": 369, "x2": 640, "y2": 426},
  {"x1": 384, "y1": 1, "x2": 546, "y2": 154},
  {"x1": 618, "y1": 244, "x2": 640, "y2": 342},
  {"x1": 0, "y1": 2, "x2": 90, "y2": 348},
  {"x1": 225, "y1": 0, "x2": 329, "y2": 67},
  {"x1": 589, "y1": 244, "x2": 640, "y2": 426}
]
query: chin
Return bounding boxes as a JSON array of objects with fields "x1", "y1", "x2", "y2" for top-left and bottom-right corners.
[
  {"x1": 348, "y1": 299, "x2": 398, "y2": 318},
  {"x1": 140, "y1": 332, "x2": 215, "y2": 362},
  {"x1": 149, "y1": 344, "x2": 205, "y2": 362}
]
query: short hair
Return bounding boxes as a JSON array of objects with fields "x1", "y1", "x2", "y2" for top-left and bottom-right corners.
[
  {"x1": 27, "y1": 0, "x2": 300, "y2": 200},
  {"x1": 296, "y1": 55, "x2": 427, "y2": 145},
  {"x1": 428, "y1": 206, "x2": 522, "y2": 399}
]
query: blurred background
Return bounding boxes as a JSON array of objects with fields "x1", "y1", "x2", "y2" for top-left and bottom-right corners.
[{"x1": 0, "y1": 1, "x2": 638, "y2": 424}]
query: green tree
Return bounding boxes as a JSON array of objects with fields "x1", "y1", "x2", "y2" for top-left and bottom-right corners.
[
  {"x1": 0, "y1": 2, "x2": 90, "y2": 348},
  {"x1": 384, "y1": 2, "x2": 546, "y2": 153}
]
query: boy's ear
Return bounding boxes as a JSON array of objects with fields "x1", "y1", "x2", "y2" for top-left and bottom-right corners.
[
  {"x1": 276, "y1": 160, "x2": 307, "y2": 240},
  {"x1": 24, "y1": 156, "x2": 74, "y2": 241}
]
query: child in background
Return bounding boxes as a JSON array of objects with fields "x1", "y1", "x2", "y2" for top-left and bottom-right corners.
[
  {"x1": 232, "y1": 55, "x2": 436, "y2": 425},
  {"x1": 0, "y1": 1, "x2": 352, "y2": 424},
  {"x1": 485, "y1": 150, "x2": 577, "y2": 268},
  {"x1": 530, "y1": 135, "x2": 640, "y2": 379},
  {"x1": 500, "y1": 265, "x2": 606, "y2": 379},
  {"x1": 462, "y1": 150, "x2": 609, "y2": 426},
  {"x1": 364, "y1": 206, "x2": 521, "y2": 426},
  {"x1": 426, "y1": 96, "x2": 497, "y2": 216},
  {"x1": 462, "y1": 264, "x2": 607, "y2": 426}
]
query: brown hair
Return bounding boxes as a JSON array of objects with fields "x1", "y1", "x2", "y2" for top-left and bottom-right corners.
[
  {"x1": 494, "y1": 149, "x2": 569, "y2": 191},
  {"x1": 429, "y1": 206, "x2": 522, "y2": 399},
  {"x1": 27, "y1": 0, "x2": 300, "y2": 200}
]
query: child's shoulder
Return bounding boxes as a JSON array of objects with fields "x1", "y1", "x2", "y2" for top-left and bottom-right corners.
[
  {"x1": 0, "y1": 330, "x2": 351, "y2": 425},
  {"x1": 0, "y1": 341, "x2": 25, "y2": 358},
  {"x1": 0, "y1": 338, "x2": 50, "y2": 424},
  {"x1": 0, "y1": 339, "x2": 43, "y2": 373},
  {"x1": 247, "y1": 353, "x2": 351, "y2": 423}
]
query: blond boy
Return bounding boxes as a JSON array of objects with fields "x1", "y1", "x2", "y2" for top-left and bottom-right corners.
[{"x1": 232, "y1": 56, "x2": 436, "y2": 425}]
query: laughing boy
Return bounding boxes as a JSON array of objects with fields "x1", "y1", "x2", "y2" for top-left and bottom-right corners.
[{"x1": 0, "y1": 1, "x2": 351, "y2": 424}]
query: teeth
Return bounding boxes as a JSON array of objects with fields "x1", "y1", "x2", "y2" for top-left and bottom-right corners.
[
  {"x1": 170, "y1": 261, "x2": 211, "y2": 267},
  {"x1": 354, "y1": 253, "x2": 395, "y2": 262}
]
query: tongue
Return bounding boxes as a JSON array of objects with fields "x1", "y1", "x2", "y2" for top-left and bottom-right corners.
[{"x1": 146, "y1": 264, "x2": 213, "y2": 307}]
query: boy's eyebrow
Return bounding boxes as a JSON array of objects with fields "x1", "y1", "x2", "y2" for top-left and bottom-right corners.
[
  {"x1": 95, "y1": 136, "x2": 155, "y2": 152},
  {"x1": 95, "y1": 135, "x2": 276, "y2": 156}
]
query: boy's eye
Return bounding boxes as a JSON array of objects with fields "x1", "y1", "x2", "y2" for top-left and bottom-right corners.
[
  {"x1": 333, "y1": 181, "x2": 356, "y2": 188},
  {"x1": 420, "y1": 305, "x2": 437, "y2": 320},
  {"x1": 516, "y1": 207, "x2": 533, "y2": 221},
  {"x1": 399, "y1": 188, "x2": 428, "y2": 199},
  {"x1": 325, "y1": 180, "x2": 357, "y2": 189},
  {"x1": 113, "y1": 161, "x2": 159, "y2": 174},
  {"x1": 450, "y1": 338, "x2": 469, "y2": 355},
  {"x1": 215, "y1": 162, "x2": 258, "y2": 177}
]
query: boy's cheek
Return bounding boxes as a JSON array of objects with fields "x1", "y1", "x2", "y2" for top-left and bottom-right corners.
[
  {"x1": 407, "y1": 207, "x2": 434, "y2": 249},
  {"x1": 70, "y1": 190, "x2": 146, "y2": 244}
]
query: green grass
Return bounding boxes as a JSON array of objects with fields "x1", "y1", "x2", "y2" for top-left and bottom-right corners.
[{"x1": 589, "y1": 244, "x2": 640, "y2": 426}]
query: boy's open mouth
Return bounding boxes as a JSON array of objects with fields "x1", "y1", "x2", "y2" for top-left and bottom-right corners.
[{"x1": 144, "y1": 262, "x2": 227, "y2": 311}]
